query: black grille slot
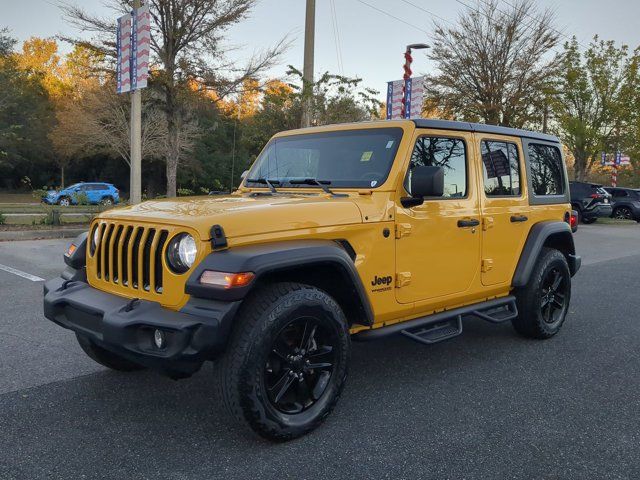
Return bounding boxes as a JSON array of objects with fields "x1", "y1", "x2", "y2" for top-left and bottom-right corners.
[
  {"x1": 120, "y1": 226, "x2": 133, "y2": 286},
  {"x1": 103, "y1": 224, "x2": 115, "y2": 281},
  {"x1": 131, "y1": 228, "x2": 144, "y2": 288},
  {"x1": 154, "y1": 230, "x2": 169, "y2": 293},
  {"x1": 96, "y1": 223, "x2": 105, "y2": 278},
  {"x1": 142, "y1": 229, "x2": 156, "y2": 291},
  {"x1": 111, "y1": 225, "x2": 124, "y2": 283}
]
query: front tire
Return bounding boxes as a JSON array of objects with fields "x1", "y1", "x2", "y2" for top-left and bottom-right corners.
[
  {"x1": 215, "y1": 282, "x2": 350, "y2": 441},
  {"x1": 76, "y1": 333, "x2": 145, "y2": 371},
  {"x1": 512, "y1": 248, "x2": 571, "y2": 339},
  {"x1": 58, "y1": 197, "x2": 71, "y2": 207}
]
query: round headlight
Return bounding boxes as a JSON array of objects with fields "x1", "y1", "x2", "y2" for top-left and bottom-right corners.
[
  {"x1": 166, "y1": 233, "x2": 197, "y2": 273},
  {"x1": 91, "y1": 225, "x2": 101, "y2": 255}
]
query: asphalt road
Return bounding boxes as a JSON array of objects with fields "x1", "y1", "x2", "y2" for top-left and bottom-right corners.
[{"x1": 1, "y1": 224, "x2": 640, "y2": 479}]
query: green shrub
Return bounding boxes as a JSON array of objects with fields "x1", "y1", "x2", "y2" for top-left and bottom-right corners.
[
  {"x1": 42, "y1": 208, "x2": 61, "y2": 226},
  {"x1": 74, "y1": 192, "x2": 90, "y2": 205},
  {"x1": 0, "y1": 212, "x2": 5, "y2": 225},
  {"x1": 177, "y1": 188, "x2": 194, "y2": 197}
]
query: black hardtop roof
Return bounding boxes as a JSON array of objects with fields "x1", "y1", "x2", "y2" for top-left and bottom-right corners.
[{"x1": 412, "y1": 119, "x2": 559, "y2": 143}]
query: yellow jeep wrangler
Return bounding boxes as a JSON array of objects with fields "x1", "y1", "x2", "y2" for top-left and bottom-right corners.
[{"x1": 44, "y1": 119, "x2": 580, "y2": 441}]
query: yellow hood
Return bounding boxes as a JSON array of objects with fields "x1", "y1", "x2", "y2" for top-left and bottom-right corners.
[{"x1": 98, "y1": 193, "x2": 365, "y2": 240}]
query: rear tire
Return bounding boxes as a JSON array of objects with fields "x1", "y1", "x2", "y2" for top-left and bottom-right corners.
[
  {"x1": 214, "y1": 282, "x2": 350, "y2": 441},
  {"x1": 100, "y1": 197, "x2": 114, "y2": 206},
  {"x1": 512, "y1": 248, "x2": 571, "y2": 339},
  {"x1": 613, "y1": 206, "x2": 633, "y2": 220},
  {"x1": 76, "y1": 333, "x2": 145, "y2": 372}
]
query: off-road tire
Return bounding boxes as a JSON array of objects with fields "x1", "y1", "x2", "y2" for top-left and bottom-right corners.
[
  {"x1": 76, "y1": 333, "x2": 145, "y2": 372},
  {"x1": 512, "y1": 248, "x2": 571, "y2": 339},
  {"x1": 214, "y1": 282, "x2": 350, "y2": 442}
]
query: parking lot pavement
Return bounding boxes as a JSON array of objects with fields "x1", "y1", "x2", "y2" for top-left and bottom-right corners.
[{"x1": 1, "y1": 225, "x2": 640, "y2": 479}]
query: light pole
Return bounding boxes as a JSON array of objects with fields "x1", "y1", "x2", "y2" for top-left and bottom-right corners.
[
  {"x1": 401, "y1": 43, "x2": 429, "y2": 119},
  {"x1": 301, "y1": 0, "x2": 316, "y2": 128},
  {"x1": 130, "y1": 0, "x2": 142, "y2": 204}
]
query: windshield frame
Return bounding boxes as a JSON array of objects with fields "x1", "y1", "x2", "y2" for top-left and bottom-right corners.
[{"x1": 244, "y1": 127, "x2": 404, "y2": 190}]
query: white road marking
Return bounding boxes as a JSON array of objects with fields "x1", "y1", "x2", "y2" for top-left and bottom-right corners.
[{"x1": 0, "y1": 264, "x2": 45, "y2": 282}]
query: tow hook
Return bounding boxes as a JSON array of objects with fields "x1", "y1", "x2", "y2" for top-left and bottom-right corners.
[{"x1": 124, "y1": 298, "x2": 141, "y2": 312}]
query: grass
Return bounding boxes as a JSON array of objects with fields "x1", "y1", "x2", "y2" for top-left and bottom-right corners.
[
  {"x1": 596, "y1": 217, "x2": 639, "y2": 226},
  {"x1": 0, "y1": 193, "x2": 38, "y2": 204}
]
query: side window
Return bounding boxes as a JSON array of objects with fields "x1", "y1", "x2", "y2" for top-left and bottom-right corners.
[
  {"x1": 527, "y1": 143, "x2": 565, "y2": 196},
  {"x1": 406, "y1": 136, "x2": 467, "y2": 198},
  {"x1": 481, "y1": 140, "x2": 520, "y2": 196}
]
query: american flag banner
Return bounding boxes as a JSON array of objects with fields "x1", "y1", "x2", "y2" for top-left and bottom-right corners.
[
  {"x1": 406, "y1": 76, "x2": 425, "y2": 119},
  {"x1": 116, "y1": 13, "x2": 132, "y2": 94},
  {"x1": 386, "y1": 80, "x2": 405, "y2": 119},
  {"x1": 132, "y1": 4, "x2": 151, "y2": 90}
]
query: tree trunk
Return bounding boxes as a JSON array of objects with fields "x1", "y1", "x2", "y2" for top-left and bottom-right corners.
[
  {"x1": 61, "y1": 165, "x2": 65, "y2": 188},
  {"x1": 164, "y1": 87, "x2": 179, "y2": 198},
  {"x1": 573, "y1": 154, "x2": 587, "y2": 181}
]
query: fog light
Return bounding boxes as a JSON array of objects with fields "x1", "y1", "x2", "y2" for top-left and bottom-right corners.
[{"x1": 153, "y1": 329, "x2": 165, "y2": 349}]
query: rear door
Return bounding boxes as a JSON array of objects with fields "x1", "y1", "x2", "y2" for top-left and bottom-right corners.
[{"x1": 477, "y1": 136, "x2": 530, "y2": 286}]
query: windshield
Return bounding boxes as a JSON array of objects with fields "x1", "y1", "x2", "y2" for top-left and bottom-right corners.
[{"x1": 246, "y1": 128, "x2": 403, "y2": 189}]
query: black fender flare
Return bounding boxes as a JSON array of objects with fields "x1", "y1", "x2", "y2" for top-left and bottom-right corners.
[
  {"x1": 185, "y1": 240, "x2": 374, "y2": 325},
  {"x1": 512, "y1": 221, "x2": 580, "y2": 288}
]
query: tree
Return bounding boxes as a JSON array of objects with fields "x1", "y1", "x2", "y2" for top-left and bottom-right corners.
[
  {"x1": 553, "y1": 37, "x2": 632, "y2": 181},
  {"x1": 61, "y1": 0, "x2": 288, "y2": 197},
  {"x1": 50, "y1": 83, "x2": 168, "y2": 176},
  {"x1": 426, "y1": 0, "x2": 561, "y2": 128},
  {"x1": 0, "y1": 30, "x2": 55, "y2": 188}
]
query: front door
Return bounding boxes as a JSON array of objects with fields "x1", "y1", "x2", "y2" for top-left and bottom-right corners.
[
  {"x1": 395, "y1": 131, "x2": 481, "y2": 305},
  {"x1": 477, "y1": 136, "x2": 530, "y2": 286}
]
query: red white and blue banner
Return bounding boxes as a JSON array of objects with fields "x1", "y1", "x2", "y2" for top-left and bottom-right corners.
[
  {"x1": 601, "y1": 152, "x2": 631, "y2": 166},
  {"x1": 117, "y1": 4, "x2": 150, "y2": 94},
  {"x1": 116, "y1": 13, "x2": 132, "y2": 94},
  {"x1": 386, "y1": 76, "x2": 425, "y2": 119},
  {"x1": 131, "y1": 4, "x2": 150, "y2": 90}
]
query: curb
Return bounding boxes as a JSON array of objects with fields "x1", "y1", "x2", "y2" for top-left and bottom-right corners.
[{"x1": 0, "y1": 228, "x2": 86, "y2": 242}]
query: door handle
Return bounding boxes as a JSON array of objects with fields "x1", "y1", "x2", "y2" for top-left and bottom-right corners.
[
  {"x1": 510, "y1": 215, "x2": 528, "y2": 223},
  {"x1": 457, "y1": 218, "x2": 480, "y2": 228}
]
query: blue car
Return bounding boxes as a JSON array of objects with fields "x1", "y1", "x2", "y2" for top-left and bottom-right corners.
[{"x1": 43, "y1": 182, "x2": 120, "y2": 206}]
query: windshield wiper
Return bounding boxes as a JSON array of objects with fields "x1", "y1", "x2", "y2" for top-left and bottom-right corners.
[
  {"x1": 288, "y1": 178, "x2": 347, "y2": 197},
  {"x1": 246, "y1": 178, "x2": 280, "y2": 193}
]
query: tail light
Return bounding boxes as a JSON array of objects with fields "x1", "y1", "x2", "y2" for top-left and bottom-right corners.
[
  {"x1": 590, "y1": 193, "x2": 603, "y2": 199},
  {"x1": 570, "y1": 213, "x2": 577, "y2": 229}
]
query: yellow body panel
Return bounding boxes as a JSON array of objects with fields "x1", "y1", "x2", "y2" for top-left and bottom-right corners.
[{"x1": 86, "y1": 120, "x2": 571, "y2": 330}]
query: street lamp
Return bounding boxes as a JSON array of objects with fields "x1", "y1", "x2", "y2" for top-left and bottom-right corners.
[{"x1": 401, "y1": 43, "x2": 429, "y2": 119}]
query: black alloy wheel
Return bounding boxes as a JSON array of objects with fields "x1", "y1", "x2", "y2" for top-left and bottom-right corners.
[
  {"x1": 512, "y1": 248, "x2": 571, "y2": 339},
  {"x1": 215, "y1": 282, "x2": 350, "y2": 441},
  {"x1": 539, "y1": 267, "x2": 568, "y2": 326},
  {"x1": 265, "y1": 317, "x2": 337, "y2": 414},
  {"x1": 614, "y1": 207, "x2": 633, "y2": 220}
]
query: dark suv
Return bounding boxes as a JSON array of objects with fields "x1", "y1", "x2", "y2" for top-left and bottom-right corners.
[
  {"x1": 569, "y1": 181, "x2": 613, "y2": 224},
  {"x1": 604, "y1": 187, "x2": 640, "y2": 222}
]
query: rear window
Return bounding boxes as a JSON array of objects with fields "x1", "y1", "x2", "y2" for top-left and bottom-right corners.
[{"x1": 527, "y1": 144, "x2": 564, "y2": 196}]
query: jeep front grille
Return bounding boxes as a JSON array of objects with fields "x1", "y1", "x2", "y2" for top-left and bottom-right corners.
[{"x1": 94, "y1": 223, "x2": 169, "y2": 294}]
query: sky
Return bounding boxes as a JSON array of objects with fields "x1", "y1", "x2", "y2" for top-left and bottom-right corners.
[{"x1": 2, "y1": 0, "x2": 640, "y2": 99}]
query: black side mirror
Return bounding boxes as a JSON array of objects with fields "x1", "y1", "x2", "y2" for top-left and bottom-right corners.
[{"x1": 401, "y1": 165, "x2": 445, "y2": 208}]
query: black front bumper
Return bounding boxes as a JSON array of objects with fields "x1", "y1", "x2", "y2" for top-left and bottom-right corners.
[{"x1": 43, "y1": 276, "x2": 240, "y2": 378}]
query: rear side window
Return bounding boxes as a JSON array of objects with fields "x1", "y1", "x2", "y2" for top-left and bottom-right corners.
[
  {"x1": 406, "y1": 136, "x2": 467, "y2": 198},
  {"x1": 481, "y1": 140, "x2": 520, "y2": 196},
  {"x1": 527, "y1": 144, "x2": 564, "y2": 196}
]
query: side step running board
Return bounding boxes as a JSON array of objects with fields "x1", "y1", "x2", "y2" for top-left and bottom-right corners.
[
  {"x1": 401, "y1": 315, "x2": 463, "y2": 345},
  {"x1": 354, "y1": 296, "x2": 518, "y2": 344}
]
